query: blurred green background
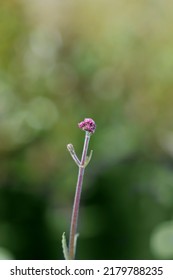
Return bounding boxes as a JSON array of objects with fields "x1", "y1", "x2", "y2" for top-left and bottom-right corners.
[{"x1": 1, "y1": 0, "x2": 173, "y2": 260}]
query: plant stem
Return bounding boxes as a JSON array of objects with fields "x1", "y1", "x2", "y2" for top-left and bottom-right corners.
[{"x1": 68, "y1": 132, "x2": 90, "y2": 259}]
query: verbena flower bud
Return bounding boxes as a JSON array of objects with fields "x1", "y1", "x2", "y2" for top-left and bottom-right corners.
[
  {"x1": 67, "y1": 143, "x2": 74, "y2": 153},
  {"x1": 78, "y1": 118, "x2": 96, "y2": 134}
]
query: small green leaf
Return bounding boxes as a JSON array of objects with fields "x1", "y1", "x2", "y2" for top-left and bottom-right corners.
[
  {"x1": 83, "y1": 150, "x2": 93, "y2": 167},
  {"x1": 62, "y1": 232, "x2": 69, "y2": 260},
  {"x1": 74, "y1": 233, "x2": 79, "y2": 257}
]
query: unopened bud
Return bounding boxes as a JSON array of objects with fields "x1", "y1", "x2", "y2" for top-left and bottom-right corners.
[
  {"x1": 78, "y1": 118, "x2": 96, "y2": 134},
  {"x1": 67, "y1": 143, "x2": 74, "y2": 153}
]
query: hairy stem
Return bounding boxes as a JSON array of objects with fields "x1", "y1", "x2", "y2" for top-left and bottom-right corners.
[{"x1": 68, "y1": 132, "x2": 90, "y2": 259}]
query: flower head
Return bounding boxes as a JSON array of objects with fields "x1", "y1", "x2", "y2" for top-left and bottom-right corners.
[{"x1": 78, "y1": 118, "x2": 96, "y2": 134}]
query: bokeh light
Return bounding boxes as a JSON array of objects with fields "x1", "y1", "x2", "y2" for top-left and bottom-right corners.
[{"x1": 1, "y1": 0, "x2": 173, "y2": 259}]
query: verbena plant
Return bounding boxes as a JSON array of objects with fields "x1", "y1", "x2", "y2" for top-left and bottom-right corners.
[{"x1": 62, "y1": 118, "x2": 96, "y2": 260}]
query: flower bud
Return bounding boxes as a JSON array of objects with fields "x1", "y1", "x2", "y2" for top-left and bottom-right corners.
[{"x1": 78, "y1": 118, "x2": 96, "y2": 134}]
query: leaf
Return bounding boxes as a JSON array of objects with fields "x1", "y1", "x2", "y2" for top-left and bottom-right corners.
[
  {"x1": 84, "y1": 150, "x2": 93, "y2": 167},
  {"x1": 74, "y1": 233, "x2": 79, "y2": 257},
  {"x1": 62, "y1": 232, "x2": 69, "y2": 260}
]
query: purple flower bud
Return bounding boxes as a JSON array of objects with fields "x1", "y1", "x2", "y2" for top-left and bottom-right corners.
[{"x1": 78, "y1": 118, "x2": 96, "y2": 134}]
